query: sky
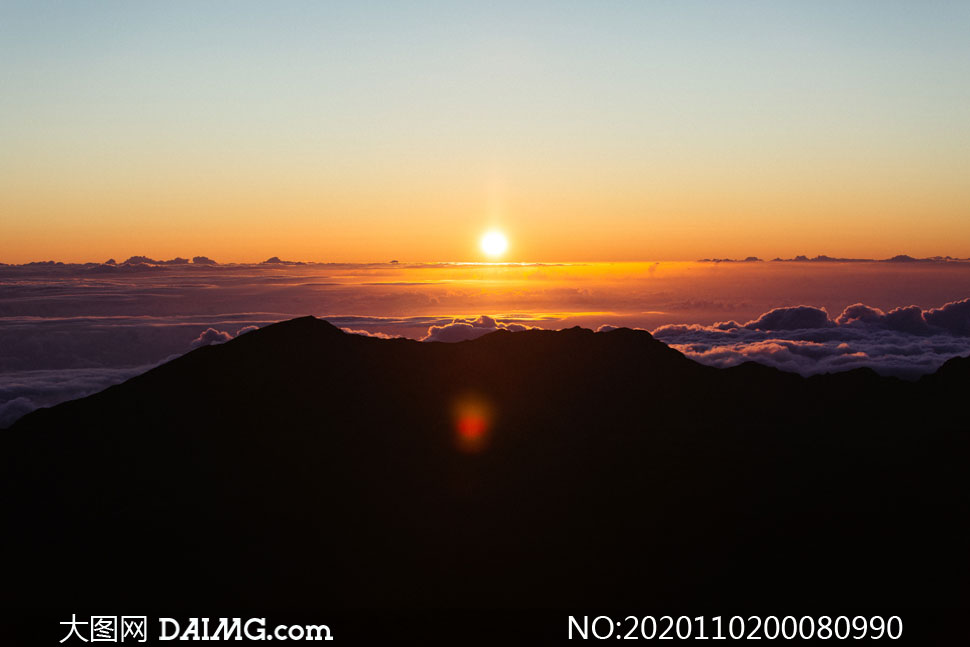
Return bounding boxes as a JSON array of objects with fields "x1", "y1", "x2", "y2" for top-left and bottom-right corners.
[{"x1": 3, "y1": 1, "x2": 970, "y2": 263}]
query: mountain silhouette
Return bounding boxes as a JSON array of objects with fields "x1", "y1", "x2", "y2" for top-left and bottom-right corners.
[{"x1": 3, "y1": 317, "x2": 968, "y2": 633}]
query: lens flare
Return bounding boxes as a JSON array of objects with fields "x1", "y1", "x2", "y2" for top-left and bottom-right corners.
[{"x1": 452, "y1": 394, "x2": 493, "y2": 452}]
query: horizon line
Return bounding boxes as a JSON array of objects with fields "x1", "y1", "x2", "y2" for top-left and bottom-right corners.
[{"x1": 4, "y1": 253, "x2": 970, "y2": 268}]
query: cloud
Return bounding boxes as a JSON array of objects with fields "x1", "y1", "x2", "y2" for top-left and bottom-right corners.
[
  {"x1": 652, "y1": 299, "x2": 970, "y2": 378},
  {"x1": 191, "y1": 324, "x2": 263, "y2": 347},
  {"x1": 836, "y1": 303, "x2": 885, "y2": 325},
  {"x1": 0, "y1": 397, "x2": 36, "y2": 429},
  {"x1": 2, "y1": 321, "x2": 265, "y2": 426},
  {"x1": 191, "y1": 328, "x2": 234, "y2": 347},
  {"x1": 422, "y1": 316, "x2": 535, "y2": 343},
  {"x1": 884, "y1": 305, "x2": 930, "y2": 334},
  {"x1": 924, "y1": 298, "x2": 970, "y2": 335},
  {"x1": 340, "y1": 328, "x2": 399, "y2": 339},
  {"x1": 742, "y1": 305, "x2": 833, "y2": 331},
  {"x1": 0, "y1": 363, "x2": 169, "y2": 428},
  {"x1": 834, "y1": 298, "x2": 970, "y2": 336}
]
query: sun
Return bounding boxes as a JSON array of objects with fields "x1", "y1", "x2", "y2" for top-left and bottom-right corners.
[{"x1": 480, "y1": 230, "x2": 508, "y2": 257}]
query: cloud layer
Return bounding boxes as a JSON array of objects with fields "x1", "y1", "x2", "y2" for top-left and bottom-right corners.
[
  {"x1": 4, "y1": 261, "x2": 970, "y2": 425},
  {"x1": 1, "y1": 324, "x2": 262, "y2": 427},
  {"x1": 0, "y1": 364, "x2": 166, "y2": 428},
  {"x1": 651, "y1": 298, "x2": 970, "y2": 378},
  {"x1": 421, "y1": 315, "x2": 536, "y2": 343}
]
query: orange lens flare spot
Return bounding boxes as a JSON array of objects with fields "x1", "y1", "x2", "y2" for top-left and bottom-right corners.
[
  {"x1": 452, "y1": 395, "x2": 493, "y2": 452},
  {"x1": 457, "y1": 415, "x2": 487, "y2": 440}
]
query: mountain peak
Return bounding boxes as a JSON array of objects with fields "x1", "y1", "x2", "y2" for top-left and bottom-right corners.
[{"x1": 242, "y1": 315, "x2": 345, "y2": 339}]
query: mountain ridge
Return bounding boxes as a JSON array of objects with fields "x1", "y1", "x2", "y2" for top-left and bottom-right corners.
[{"x1": 2, "y1": 316, "x2": 968, "y2": 619}]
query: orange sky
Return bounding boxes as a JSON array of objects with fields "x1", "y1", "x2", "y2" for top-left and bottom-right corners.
[
  {"x1": 2, "y1": 3, "x2": 969, "y2": 264},
  {"x1": 4, "y1": 160, "x2": 968, "y2": 264}
]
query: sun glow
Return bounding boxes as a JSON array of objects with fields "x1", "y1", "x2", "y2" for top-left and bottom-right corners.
[{"x1": 481, "y1": 231, "x2": 509, "y2": 258}]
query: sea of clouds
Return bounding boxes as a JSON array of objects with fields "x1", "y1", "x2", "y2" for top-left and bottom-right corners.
[
  {"x1": 3, "y1": 261, "x2": 970, "y2": 426},
  {"x1": 647, "y1": 298, "x2": 970, "y2": 378}
]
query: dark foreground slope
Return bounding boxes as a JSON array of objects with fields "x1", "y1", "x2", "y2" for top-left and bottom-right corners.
[{"x1": 3, "y1": 318, "x2": 968, "y2": 618}]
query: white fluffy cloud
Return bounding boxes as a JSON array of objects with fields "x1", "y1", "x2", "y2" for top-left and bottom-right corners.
[
  {"x1": 190, "y1": 325, "x2": 262, "y2": 347},
  {"x1": 422, "y1": 316, "x2": 536, "y2": 343},
  {"x1": 191, "y1": 328, "x2": 234, "y2": 347},
  {"x1": 340, "y1": 327, "x2": 399, "y2": 339},
  {"x1": 651, "y1": 298, "x2": 970, "y2": 378}
]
